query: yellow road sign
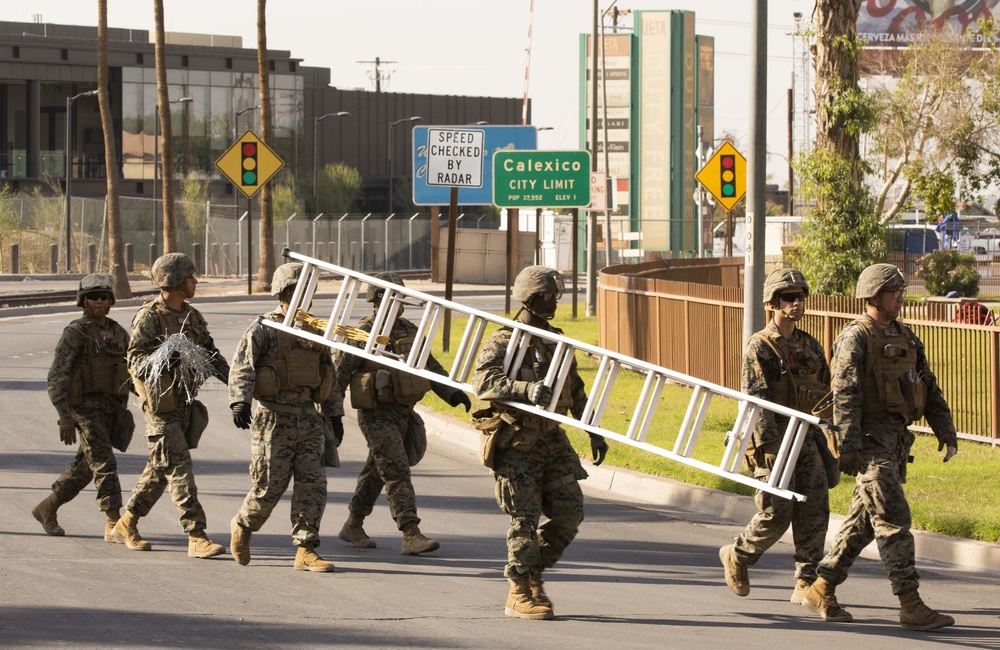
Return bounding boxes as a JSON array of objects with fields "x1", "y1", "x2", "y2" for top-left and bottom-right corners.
[
  {"x1": 695, "y1": 141, "x2": 746, "y2": 211},
  {"x1": 215, "y1": 129, "x2": 284, "y2": 198}
]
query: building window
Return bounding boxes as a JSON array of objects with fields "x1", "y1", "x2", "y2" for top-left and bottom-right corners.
[
  {"x1": 12, "y1": 46, "x2": 19, "y2": 58},
  {"x1": 61, "y1": 49, "x2": 69, "y2": 61},
  {"x1": 181, "y1": 55, "x2": 189, "y2": 67},
  {"x1": 136, "y1": 53, "x2": 143, "y2": 65},
  {"x1": 225, "y1": 57, "x2": 233, "y2": 69}
]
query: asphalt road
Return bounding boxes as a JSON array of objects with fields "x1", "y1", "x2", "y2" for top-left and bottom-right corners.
[{"x1": 1, "y1": 298, "x2": 998, "y2": 649}]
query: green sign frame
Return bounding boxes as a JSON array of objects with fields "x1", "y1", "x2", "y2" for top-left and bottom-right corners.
[{"x1": 492, "y1": 150, "x2": 592, "y2": 208}]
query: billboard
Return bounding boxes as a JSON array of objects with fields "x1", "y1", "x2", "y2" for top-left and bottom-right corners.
[{"x1": 858, "y1": 0, "x2": 999, "y2": 47}]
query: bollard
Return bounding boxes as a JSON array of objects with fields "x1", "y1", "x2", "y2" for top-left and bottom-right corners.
[
  {"x1": 9, "y1": 244, "x2": 18, "y2": 274},
  {"x1": 50, "y1": 244, "x2": 58, "y2": 274},
  {"x1": 222, "y1": 243, "x2": 231, "y2": 276},
  {"x1": 125, "y1": 243, "x2": 134, "y2": 272},
  {"x1": 149, "y1": 243, "x2": 158, "y2": 267},
  {"x1": 211, "y1": 242, "x2": 220, "y2": 276},
  {"x1": 192, "y1": 243, "x2": 202, "y2": 271},
  {"x1": 87, "y1": 243, "x2": 97, "y2": 273}
]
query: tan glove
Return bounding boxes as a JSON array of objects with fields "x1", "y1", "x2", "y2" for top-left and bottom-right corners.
[
  {"x1": 526, "y1": 381, "x2": 553, "y2": 407},
  {"x1": 58, "y1": 416, "x2": 77, "y2": 446}
]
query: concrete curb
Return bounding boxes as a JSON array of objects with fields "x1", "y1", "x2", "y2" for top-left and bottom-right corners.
[{"x1": 417, "y1": 406, "x2": 1000, "y2": 575}]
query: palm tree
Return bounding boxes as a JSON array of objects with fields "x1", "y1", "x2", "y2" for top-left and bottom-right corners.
[
  {"x1": 153, "y1": 0, "x2": 178, "y2": 253},
  {"x1": 255, "y1": 0, "x2": 275, "y2": 293},
  {"x1": 813, "y1": 0, "x2": 863, "y2": 180},
  {"x1": 97, "y1": 0, "x2": 130, "y2": 298}
]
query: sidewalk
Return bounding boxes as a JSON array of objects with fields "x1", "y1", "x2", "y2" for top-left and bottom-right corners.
[{"x1": 416, "y1": 406, "x2": 1000, "y2": 576}]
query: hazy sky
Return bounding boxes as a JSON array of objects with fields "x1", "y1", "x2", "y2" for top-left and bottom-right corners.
[{"x1": 5, "y1": 0, "x2": 814, "y2": 185}]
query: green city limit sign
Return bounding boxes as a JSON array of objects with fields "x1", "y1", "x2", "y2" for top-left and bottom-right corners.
[{"x1": 492, "y1": 150, "x2": 592, "y2": 208}]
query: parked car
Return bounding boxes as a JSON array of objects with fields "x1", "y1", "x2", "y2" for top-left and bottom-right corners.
[
  {"x1": 888, "y1": 225, "x2": 941, "y2": 255},
  {"x1": 971, "y1": 230, "x2": 1000, "y2": 254}
]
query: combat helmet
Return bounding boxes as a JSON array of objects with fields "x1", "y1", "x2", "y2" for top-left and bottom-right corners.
[
  {"x1": 763, "y1": 268, "x2": 809, "y2": 303},
  {"x1": 366, "y1": 272, "x2": 404, "y2": 303},
  {"x1": 512, "y1": 266, "x2": 564, "y2": 304},
  {"x1": 856, "y1": 263, "x2": 906, "y2": 299},
  {"x1": 150, "y1": 253, "x2": 197, "y2": 289},
  {"x1": 271, "y1": 262, "x2": 303, "y2": 297},
  {"x1": 76, "y1": 273, "x2": 116, "y2": 307}
]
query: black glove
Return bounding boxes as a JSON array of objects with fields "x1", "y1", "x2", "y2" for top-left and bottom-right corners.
[
  {"x1": 839, "y1": 449, "x2": 864, "y2": 477},
  {"x1": 58, "y1": 416, "x2": 77, "y2": 446},
  {"x1": 213, "y1": 366, "x2": 229, "y2": 385},
  {"x1": 938, "y1": 438, "x2": 958, "y2": 462},
  {"x1": 329, "y1": 415, "x2": 344, "y2": 446},
  {"x1": 589, "y1": 433, "x2": 609, "y2": 466},
  {"x1": 231, "y1": 402, "x2": 252, "y2": 429},
  {"x1": 449, "y1": 391, "x2": 472, "y2": 413},
  {"x1": 526, "y1": 381, "x2": 553, "y2": 408},
  {"x1": 167, "y1": 350, "x2": 181, "y2": 371}
]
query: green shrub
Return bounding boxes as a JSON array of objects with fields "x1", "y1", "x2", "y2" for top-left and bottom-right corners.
[{"x1": 916, "y1": 249, "x2": 980, "y2": 296}]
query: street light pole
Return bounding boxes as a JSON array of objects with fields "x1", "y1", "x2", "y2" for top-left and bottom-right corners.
[
  {"x1": 234, "y1": 105, "x2": 259, "y2": 141},
  {"x1": 64, "y1": 89, "x2": 98, "y2": 272},
  {"x1": 388, "y1": 116, "x2": 422, "y2": 213},
  {"x1": 313, "y1": 111, "x2": 350, "y2": 213},
  {"x1": 152, "y1": 96, "x2": 193, "y2": 258}
]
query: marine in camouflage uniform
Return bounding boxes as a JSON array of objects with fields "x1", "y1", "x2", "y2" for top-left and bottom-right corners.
[
  {"x1": 471, "y1": 265, "x2": 608, "y2": 620},
  {"x1": 112, "y1": 253, "x2": 230, "y2": 559},
  {"x1": 720, "y1": 269, "x2": 832, "y2": 604},
  {"x1": 228, "y1": 262, "x2": 336, "y2": 572},
  {"x1": 330, "y1": 272, "x2": 471, "y2": 555},
  {"x1": 33, "y1": 274, "x2": 131, "y2": 541},
  {"x1": 801, "y1": 263, "x2": 958, "y2": 632}
]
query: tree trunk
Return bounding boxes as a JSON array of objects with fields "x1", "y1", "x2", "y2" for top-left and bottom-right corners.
[
  {"x1": 97, "y1": 0, "x2": 131, "y2": 298},
  {"x1": 256, "y1": 0, "x2": 275, "y2": 293},
  {"x1": 153, "y1": 0, "x2": 177, "y2": 254},
  {"x1": 813, "y1": 0, "x2": 863, "y2": 184}
]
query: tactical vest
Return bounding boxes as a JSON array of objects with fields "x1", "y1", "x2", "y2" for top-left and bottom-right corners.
[
  {"x1": 133, "y1": 299, "x2": 210, "y2": 413},
  {"x1": 350, "y1": 317, "x2": 432, "y2": 408},
  {"x1": 502, "y1": 331, "x2": 572, "y2": 432},
  {"x1": 252, "y1": 316, "x2": 333, "y2": 403},
  {"x1": 750, "y1": 329, "x2": 828, "y2": 414},
  {"x1": 854, "y1": 316, "x2": 927, "y2": 424},
  {"x1": 67, "y1": 317, "x2": 129, "y2": 406}
]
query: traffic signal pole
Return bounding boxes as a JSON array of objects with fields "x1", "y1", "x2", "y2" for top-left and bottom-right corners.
[{"x1": 743, "y1": 0, "x2": 768, "y2": 345}]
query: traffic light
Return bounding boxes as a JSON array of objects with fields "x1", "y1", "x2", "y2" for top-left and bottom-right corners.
[
  {"x1": 241, "y1": 141, "x2": 258, "y2": 187},
  {"x1": 720, "y1": 154, "x2": 736, "y2": 198}
]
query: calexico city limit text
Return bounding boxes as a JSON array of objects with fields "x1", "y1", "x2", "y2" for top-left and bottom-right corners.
[{"x1": 501, "y1": 155, "x2": 583, "y2": 190}]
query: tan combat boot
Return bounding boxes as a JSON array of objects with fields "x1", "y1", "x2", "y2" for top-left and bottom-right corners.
[
  {"x1": 294, "y1": 545, "x2": 335, "y2": 572},
  {"x1": 530, "y1": 575, "x2": 553, "y2": 611},
  {"x1": 31, "y1": 493, "x2": 65, "y2": 537},
  {"x1": 338, "y1": 514, "x2": 376, "y2": 549},
  {"x1": 790, "y1": 577, "x2": 814, "y2": 605},
  {"x1": 188, "y1": 529, "x2": 225, "y2": 559},
  {"x1": 505, "y1": 577, "x2": 553, "y2": 620},
  {"x1": 104, "y1": 508, "x2": 121, "y2": 543},
  {"x1": 230, "y1": 515, "x2": 252, "y2": 565},
  {"x1": 111, "y1": 511, "x2": 151, "y2": 551},
  {"x1": 719, "y1": 544, "x2": 749, "y2": 597},
  {"x1": 898, "y1": 589, "x2": 955, "y2": 631},
  {"x1": 801, "y1": 577, "x2": 853, "y2": 622},
  {"x1": 401, "y1": 523, "x2": 440, "y2": 555}
]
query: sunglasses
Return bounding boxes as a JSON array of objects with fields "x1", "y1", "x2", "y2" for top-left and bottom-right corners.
[
  {"x1": 85, "y1": 292, "x2": 112, "y2": 302},
  {"x1": 778, "y1": 292, "x2": 806, "y2": 303}
]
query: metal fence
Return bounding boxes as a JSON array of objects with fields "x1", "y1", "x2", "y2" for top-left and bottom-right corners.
[
  {"x1": 599, "y1": 258, "x2": 1000, "y2": 444},
  {"x1": 0, "y1": 196, "x2": 434, "y2": 277}
]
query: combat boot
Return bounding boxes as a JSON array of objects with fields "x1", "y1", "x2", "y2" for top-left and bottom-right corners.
[
  {"x1": 719, "y1": 544, "x2": 749, "y2": 596},
  {"x1": 401, "y1": 523, "x2": 440, "y2": 555},
  {"x1": 338, "y1": 514, "x2": 376, "y2": 549},
  {"x1": 898, "y1": 589, "x2": 955, "y2": 631},
  {"x1": 801, "y1": 577, "x2": 853, "y2": 622},
  {"x1": 505, "y1": 577, "x2": 553, "y2": 620},
  {"x1": 188, "y1": 529, "x2": 225, "y2": 559},
  {"x1": 111, "y1": 511, "x2": 151, "y2": 551},
  {"x1": 790, "y1": 577, "x2": 814, "y2": 605},
  {"x1": 104, "y1": 508, "x2": 121, "y2": 543},
  {"x1": 31, "y1": 493, "x2": 65, "y2": 537},
  {"x1": 530, "y1": 575, "x2": 553, "y2": 611},
  {"x1": 294, "y1": 545, "x2": 335, "y2": 573},
  {"x1": 230, "y1": 515, "x2": 251, "y2": 565}
]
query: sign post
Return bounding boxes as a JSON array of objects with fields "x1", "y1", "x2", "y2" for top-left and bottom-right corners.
[{"x1": 216, "y1": 130, "x2": 284, "y2": 294}]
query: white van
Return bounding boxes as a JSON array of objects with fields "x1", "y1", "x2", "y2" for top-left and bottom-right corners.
[{"x1": 971, "y1": 230, "x2": 1000, "y2": 254}]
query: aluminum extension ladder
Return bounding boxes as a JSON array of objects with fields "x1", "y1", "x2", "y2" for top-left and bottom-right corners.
[{"x1": 266, "y1": 249, "x2": 824, "y2": 501}]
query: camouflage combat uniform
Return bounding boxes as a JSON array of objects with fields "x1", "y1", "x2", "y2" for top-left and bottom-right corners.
[
  {"x1": 47, "y1": 314, "x2": 130, "y2": 512},
  {"x1": 330, "y1": 315, "x2": 462, "y2": 531},
  {"x1": 817, "y1": 313, "x2": 957, "y2": 595},
  {"x1": 229, "y1": 309, "x2": 334, "y2": 548},
  {"x1": 472, "y1": 326, "x2": 589, "y2": 580},
  {"x1": 733, "y1": 320, "x2": 831, "y2": 580},
  {"x1": 123, "y1": 295, "x2": 229, "y2": 533}
]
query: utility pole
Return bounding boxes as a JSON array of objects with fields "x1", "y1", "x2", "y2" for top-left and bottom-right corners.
[{"x1": 356, "y1": 56, "x2": 397, "y2": 93}]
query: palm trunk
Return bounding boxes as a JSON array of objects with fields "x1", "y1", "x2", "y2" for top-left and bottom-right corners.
[
  {"x1": 153, "y1": 0, "x2": 177, "y2": 254},
  {"x1": 97, "y1": 0, "x2": 131, "y2": 298},
  {"x1": 256, "y1": 0, "x2": 275, "y2": 293}
]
